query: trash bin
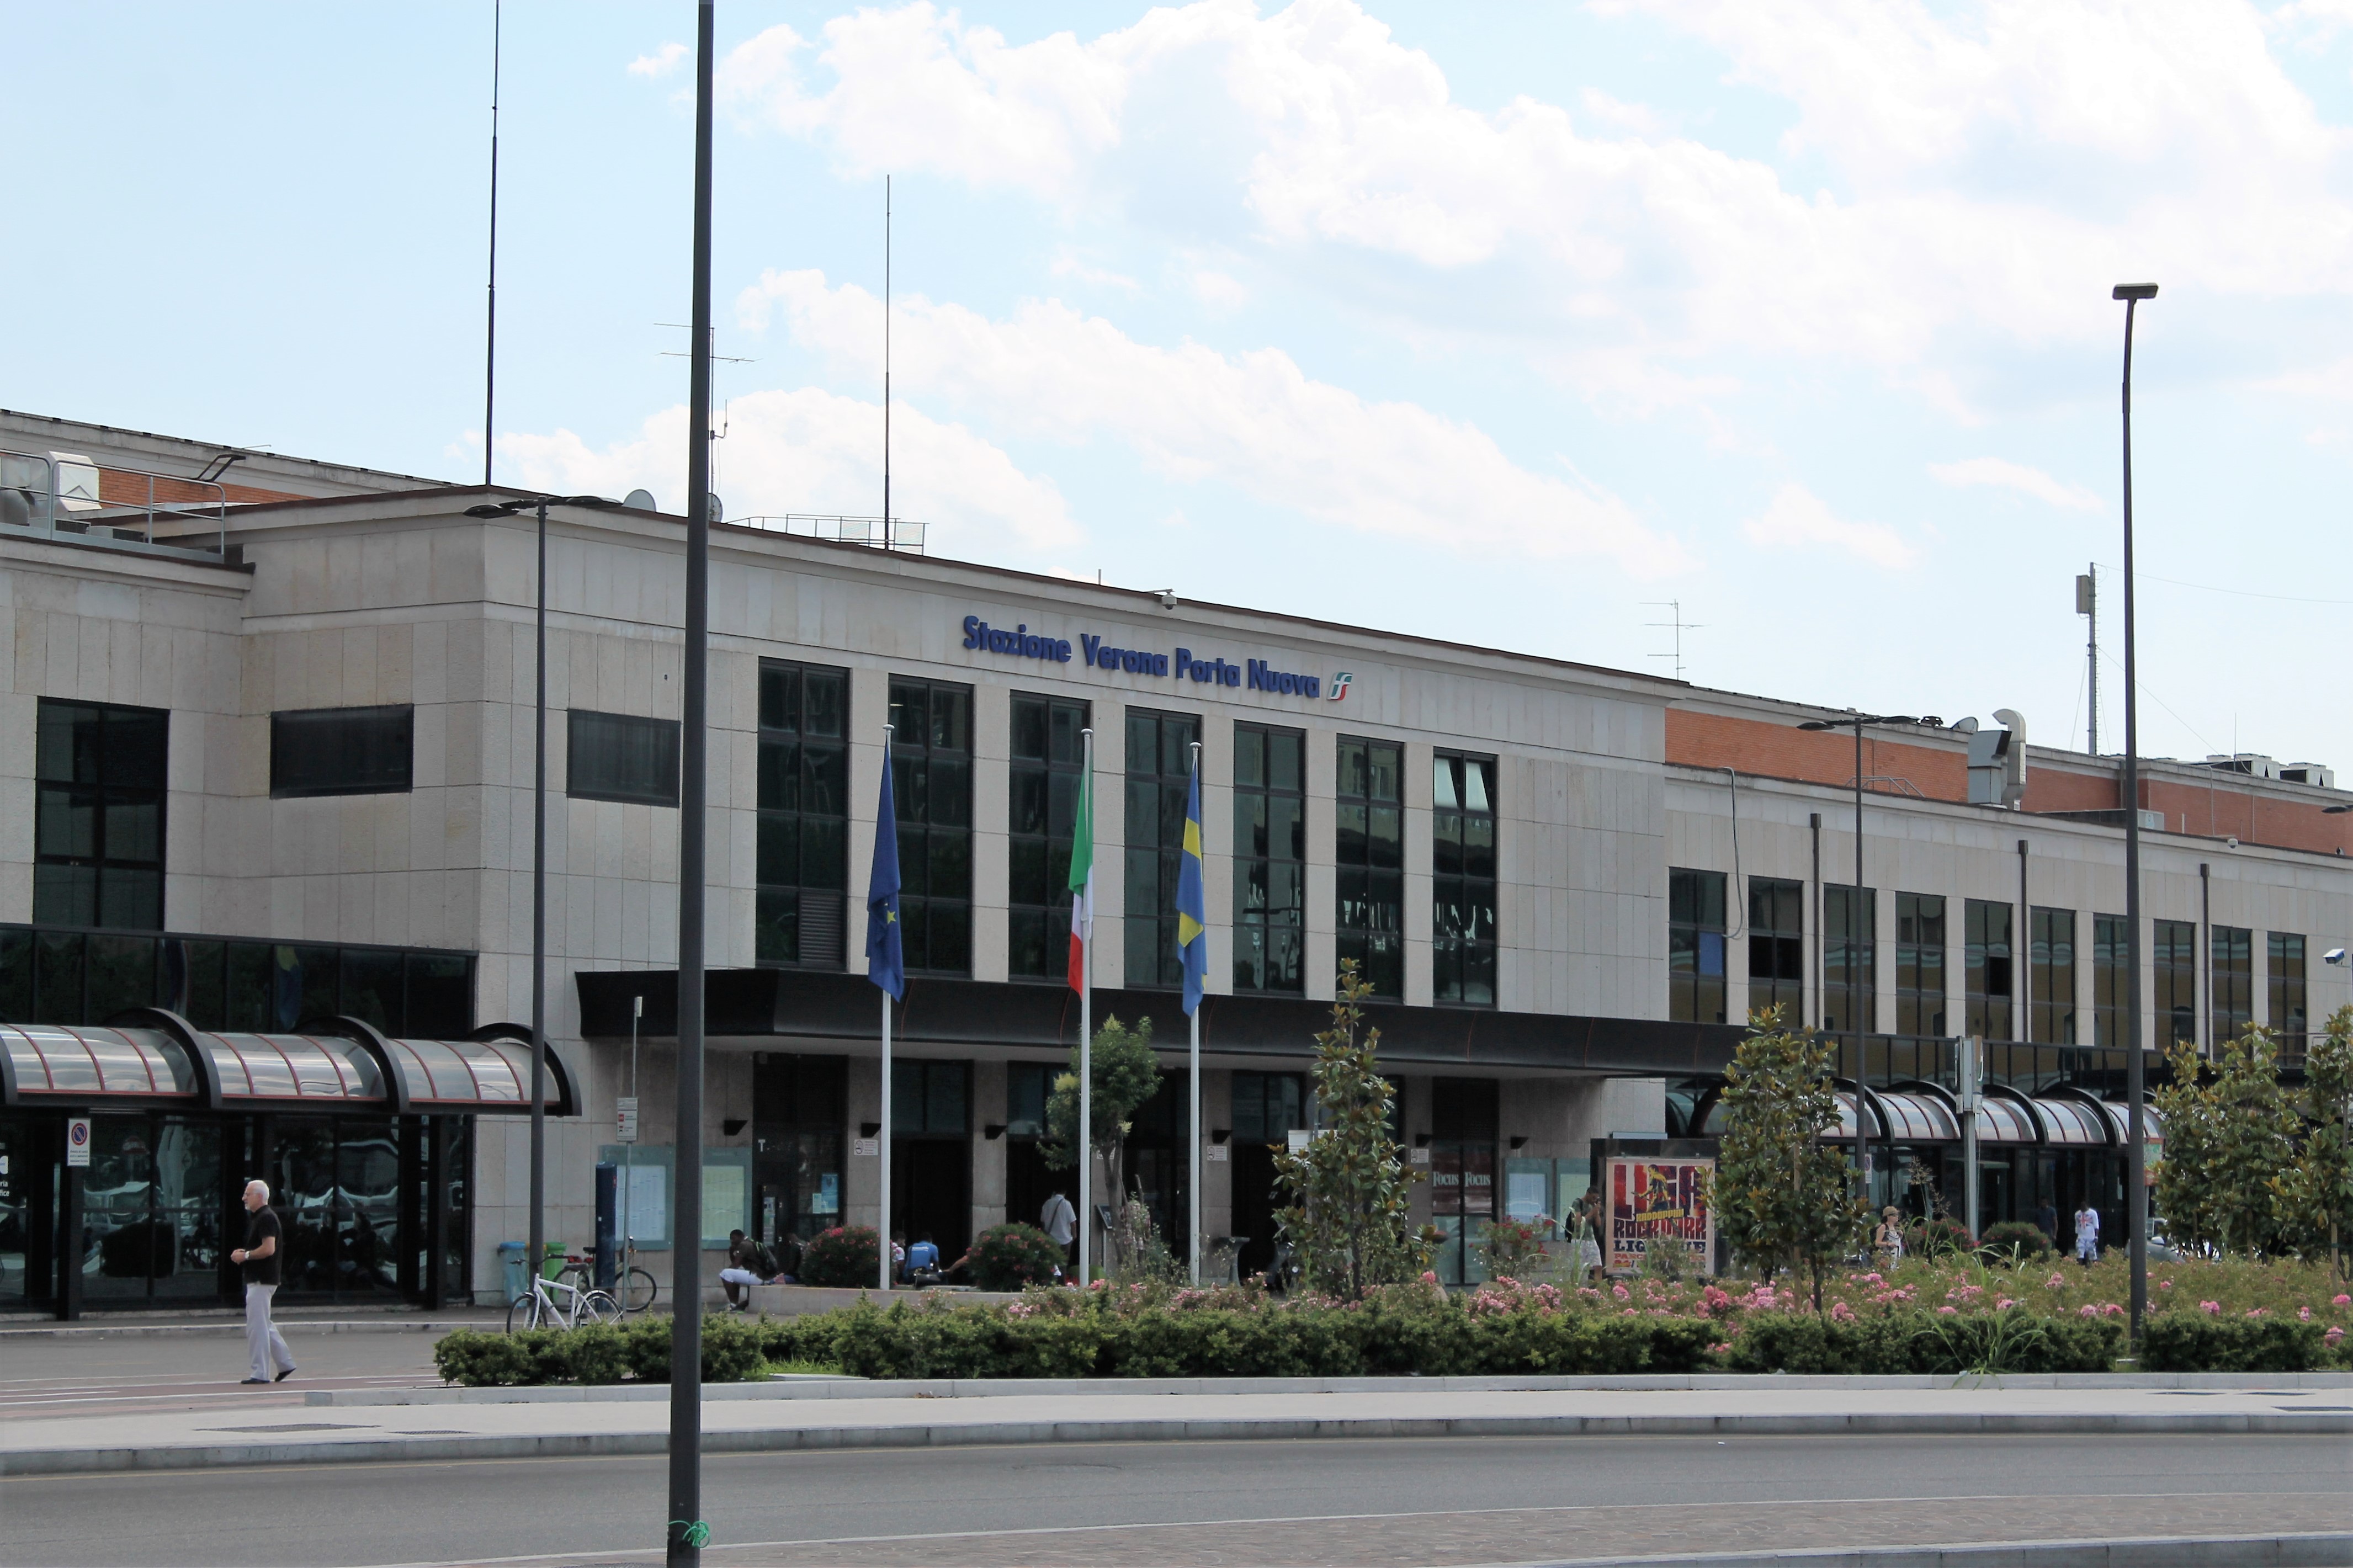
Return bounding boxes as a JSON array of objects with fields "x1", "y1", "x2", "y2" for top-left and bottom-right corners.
[
  {"x1": 541, "y1": 1241, "x2": 567, "y2": 1282},
  {"x1": 497, "y1": 1241, "x2": 528, "y2": 1302}
]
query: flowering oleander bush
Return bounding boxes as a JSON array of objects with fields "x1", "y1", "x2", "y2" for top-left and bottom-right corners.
[
  {"x1": 964, "y1": 1222, "x2": 1069, "y2": 1292},
  {"x1": 796, "y1": 1225, "x2": 881, "y2": 1288}
]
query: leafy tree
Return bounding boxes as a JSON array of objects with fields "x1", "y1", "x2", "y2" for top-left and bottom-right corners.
[
  {"x1": 1272, "y1": 961, "x2": 1429, "y2": 1300},
  {"x1": 1712, "y1": 1009, "x2": 1868, "y2": 1309},
  {"x1": 2272, "y1": 1006, "x2": 2353, "y2": 1282},
  {"x1": 2153, "y1": 1027, "x2": 2301, "y2": 1259},
  {"x1": 1040, "y1": 1014, "x2": 1164, "y2": 1272}
]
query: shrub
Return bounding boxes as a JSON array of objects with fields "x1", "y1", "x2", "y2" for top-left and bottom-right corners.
[
  {"x1": 1979, "y1": 1221, "x2": 2055, "y2": 1263},
  {"x1": 1904, "y1": 1216, "x2": 1974, "y2": 1261},
  {"x1": 434, "y1": 1328, "x2": 532, "y2": 1386},
  {"x1": 2139, "y1": 1314, "x2": 2328, "y2": 1373},
  {"x1": 562, "y1": 1323, "x2": 630, "y2": 1384},
  {"x1": 830, "y1": 1299, "x2": 1105, "y2": 1379},
  {"x1": 798, "y1": 1226, "x2": 881, "y2": 1288},
  {"x1": 622, "y1": 1312, "x2": 767, "y2": 1383},
  {"x1": 1725, "y1": 1308, "x2": 2117, "y2": 1375},
  {"x1": 965, "y1": 1223, "x2": 1068, "y2": 1292}
]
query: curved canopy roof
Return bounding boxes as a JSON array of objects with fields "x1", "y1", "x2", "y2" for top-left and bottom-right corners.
[{"x1": 0, "y1": 1024, "x2": 197, "y2": 1101}]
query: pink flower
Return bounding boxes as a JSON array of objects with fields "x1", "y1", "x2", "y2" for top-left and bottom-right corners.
[
  {"x1": 1708, "y1": 1342, "x2": 1732, "y2": 1355},
  {"x1": 2104, "y1": 1303, "x2": 2125, "y2": 1317},
  {"x1": 2200, "y1": 1301, "x2": 2222, "y2": 1315},
  {"x1": 1830, "y1": 1300, "x2": 1855, "y2": 1322},
  {"x1": 1995, "y1": 1298, "x2": 2016, "y2": 1310},
  {"x1": 2245, "y1": 1308, "x2": 2268, "y2": 1319},
  {"x1": 2158, "y1": 1280, "x2": 2173, "y2": 1291},
  {"x1": 2078, "y1": 1304, "x2": 2101, "y2": 1318},
  {"x1": 2299, "y1": 1306, "x2": 2313, "y2": 1322},
  {"x1": 1863, "y1": 1272, "x2": 1884, "y2": 1285},
  {"x1": 2335, "y1": 1294, "x2": 2352, "y2": 1307},
  {"x1": 1937, "y1": 1306, "x2": 1957, "y2": 1316},
  {"x1": 1420, "y1": 1272, "x2": 1439, "y2": 1285},
  {"x1": 2327, "y1": 1327, "x2": 2346, "y2": 1347},
  {"x1": 2046, "y1": 1273, "x2": 2068, "y2": 1289},
  {"x1": 1612, "y1": 1282, "x2": 1631, "y2": 1301}
]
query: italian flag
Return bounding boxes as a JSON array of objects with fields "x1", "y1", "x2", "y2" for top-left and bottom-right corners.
[{"x1": 1067, "y1": 764, "x2": 1093, "y2": 993}]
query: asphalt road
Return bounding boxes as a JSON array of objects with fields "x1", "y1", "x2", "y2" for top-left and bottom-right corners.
[{"x1": 5, "y1": 1432, "x2": 2347, "y2": 1568}]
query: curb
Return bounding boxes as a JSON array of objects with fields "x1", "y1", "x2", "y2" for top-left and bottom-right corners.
[
  {"x1": 1500, "y1": 1534, "x2": 2353, "y2": 1568},
  {"x1": 0, "y1": 1320, "x2": 495, "y2": 1341},
  {"x1": 8, "y1": 1408, "x2": 2352, "y2": 1477}
]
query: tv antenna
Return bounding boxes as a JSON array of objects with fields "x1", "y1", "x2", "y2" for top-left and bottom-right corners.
[{"x1": 1643, "y1": 600, "x2": 1704, "y2": 683}]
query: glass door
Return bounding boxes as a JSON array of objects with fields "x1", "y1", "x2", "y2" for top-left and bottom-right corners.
[{"x1": 150, "y1": 1118, "x2": 224, "y2": 1301}]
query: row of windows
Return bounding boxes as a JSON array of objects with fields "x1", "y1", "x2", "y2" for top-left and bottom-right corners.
[{"x1": 1667, "y1": 868, "x2": 2313, "y2": 1044}]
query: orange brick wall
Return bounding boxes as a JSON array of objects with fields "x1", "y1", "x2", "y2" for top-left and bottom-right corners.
[{"x1": 98, "y1": 466, "x2": 302, "y2": 507}]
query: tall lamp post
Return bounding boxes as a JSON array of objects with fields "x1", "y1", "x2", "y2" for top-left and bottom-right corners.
[
  {"x1": 2113, "y1": 281, "x2": 2157, "y2": 1351},
  {"x1": 1798, "y1": 712, "x2": 1922, "y2": 1214},
  {"x1": 464, "y1": 493, "x2": 618, "y2": 1295}
]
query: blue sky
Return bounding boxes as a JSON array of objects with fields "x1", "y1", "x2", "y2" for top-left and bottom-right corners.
[{"x1": 9, "y1": 2, "x2": 2351, "y2": 774}]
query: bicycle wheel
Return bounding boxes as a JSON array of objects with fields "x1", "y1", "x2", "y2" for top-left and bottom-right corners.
[
  {"x1": 578, "y1": 1290, "x2": 622, "y2": 1326},
  {"x1": 506, "y1": 1290, "x2": 545, "y2": 1333},
  {"x1": 621, "y1": 1267, "x2": 658, "y2": 1314}
]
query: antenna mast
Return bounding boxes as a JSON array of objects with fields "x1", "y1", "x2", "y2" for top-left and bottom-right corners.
[
  {"x1": 1643, "y1": 600, "x2": 1704, "y2": 683},
  {"x1": 2077, "y1": 565, "x2": 2099, "y2": 754},
  {"x1": 883, "y1": 176, "x2": 892, "y2": 553},
  {"x1": 482, "y1": 0, "x2": 501, "y2": 488}
]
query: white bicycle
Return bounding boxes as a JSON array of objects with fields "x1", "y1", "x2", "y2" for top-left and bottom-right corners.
[{"x1": 506, "y1": 1266, "x2": 621, "y2": 1332}]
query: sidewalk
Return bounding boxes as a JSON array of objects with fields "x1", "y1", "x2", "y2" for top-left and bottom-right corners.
[{"x1": 6, "y1": 1374, "x2": 2350, "y2": 1477}]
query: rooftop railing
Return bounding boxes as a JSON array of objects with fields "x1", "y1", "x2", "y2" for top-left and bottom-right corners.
[
  {"x1": 730, "y1": 513, "x2": 926, "y2": 555},
  {"x1": 1, "y1": 448, "x2": 229, "y2": 559}
]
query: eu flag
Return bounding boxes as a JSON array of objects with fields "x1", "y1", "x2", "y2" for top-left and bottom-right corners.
[
  {"x1": 1176, "y1": 756, "x2": 1207, "y2": 1016},
  {"x1": 866, "y1": 755, "x2": 905, "y2": 1001}
]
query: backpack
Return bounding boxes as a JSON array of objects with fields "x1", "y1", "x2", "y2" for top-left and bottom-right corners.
[{"x1": 753, "y1": 1244, "x2": 780, "y2": 1278}]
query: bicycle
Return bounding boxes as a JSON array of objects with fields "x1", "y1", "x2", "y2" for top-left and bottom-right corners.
[
  {"x1": 506, "y1": 1261, "x2": 620, "y2": 1333},
  {"x1": 554, "y1": 1246, "x2": 658, "y2": 1315}
]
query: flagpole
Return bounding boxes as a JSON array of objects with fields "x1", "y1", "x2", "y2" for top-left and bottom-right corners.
[
  {"x1": 1078, "y1": 725, "x2": 1093, "y2": 1288},
  {"x1": 879, "y1": 721, "x2": 894, "y2": 1295},
  {"x1": 1188, "y1": 739, "x2": 1202, "y2": 1287}
]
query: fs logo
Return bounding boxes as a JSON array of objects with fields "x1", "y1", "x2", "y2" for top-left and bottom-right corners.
[{"x1": 1326, "y1": 672, "x2": 1354, "y2": 702}]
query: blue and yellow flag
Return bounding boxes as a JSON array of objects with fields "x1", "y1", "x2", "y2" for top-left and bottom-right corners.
[{"x1": 1176, "y1": 754, "x2": 1207, "y2": 1016}]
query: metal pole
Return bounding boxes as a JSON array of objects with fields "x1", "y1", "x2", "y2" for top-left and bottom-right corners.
[
  {"x1": 624, "y1": 995, "x2": 639, "y2": 1290},
  {"x1": 1189, "y1": 738, "x2": 1203, "y2": 1287},
  {"x1": 2117, "y1": 286, "x2": 2155, "y2": 1351},
  {"x1": 2085, "y1": 564, "x2": 2099, "y2": 757},
  {"x1": 1079, "y1": 725, "x2": 1093, "y2": 1287},
  {"x1": 482, "y1": 0, "x2": 500, "y2": 489},
  {"x1": 1962, "y1": 1034, "x2": 1981, "y2": 1242},
  {"x1": 882, "y1": 176, "x2": 891, "y2": 555},
  {"x1": 529, "y1": 498, "x2": 548, "y2": 1290},
  {"x1": 668, "y1": 4, "x2": 715, "y2": 1560},
  {"x1": 1853, "y1": 715, "x2": 1867, "y2": 1214},
  {"x1": 879, "y1": 722, "x2": 894, "y2": 1295}
]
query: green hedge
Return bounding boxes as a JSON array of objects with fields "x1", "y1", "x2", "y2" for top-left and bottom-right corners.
[
  {"x1": 2138, "y1": 1314, "x2": 2329, "y2": 1373},
  {"x1": 1724, "y1": 1309, "x2": 2120, "y2": 1374},
  {"x1": 433, "y1": 1315, "x2": 766, "y2": 1387}
]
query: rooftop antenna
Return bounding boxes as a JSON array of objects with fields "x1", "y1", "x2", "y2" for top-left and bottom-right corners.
[
  {"x1": 1643, "y1": 599, "x2": 1704, "y2": 683},
  {"x1": 2076, "y1": 565, "x2": 2098, "y2": 754},
  {"x1": 482, "y1": 0, "x2": 501, "y2": 489},
  {"x1": 884, "y1": 176, "x2": 892, "y2": 552}
]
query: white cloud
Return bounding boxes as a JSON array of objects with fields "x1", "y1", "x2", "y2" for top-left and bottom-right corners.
[
  {"x1": 1191, "y1": 269, "x2": 1250, "y2": 311},
  {"x1": 1927, "y1": 456, "x2": 2103, "y2": 513},
  {"x1": 495, "y1": 388, "x2": 1081, "y2": 560},
  {"x1": 737, "y1": 268, "x2": 1695, "y2": 576},
  {"x1": 1741, "y1": 482, "x2": 1919, "y2": 568},
  {"x1": 628, "y1": 41, "x2": 688, "y2": 78},
  {"x1": 1048, "y1": 249, "x2": 1141, "y2": 292}
]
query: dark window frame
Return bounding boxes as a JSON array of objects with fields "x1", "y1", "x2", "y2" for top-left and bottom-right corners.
[
  {"x1": 888, "y1": 676, "x2": 975, "y2": 978},
  {"x1": 1965, "y1": 898, "x2": 2014, "y2": 1042},
  {"x1": 755, "y1": 659, "x2": 852, "y2": 970},
  {"x1": 1007, "y1": 693, "x2": 1089, "y2": 983},
  {"x1": 2092, "y1": 913, "x2": 2128, "y2": 1049},
  {"x1": 1123, "y1": 708, "x2": 1201, "y2": 991},
  {"x1": 1434, "y1": 751, "x2": 1499, "y2": 1009},
  {"x1": 269, "y1": 704, "x2": 413, "y2": 799},
  {"x1": 2269, "y1": 932, "x2": 2307, "y2": 1040},
  {"x1": 1335, "y1": 735, "x2": 1404, "y2": 1000},
  {"x1": 2210, "y1": 923, "x2": 2253, "y2": 1045},
  {"x1": 1668, "y1": 868, "x2": 1726, "y2": 1024},
  {"x1": 565, "y1": 709, "x2": 680, "y2": 807},
  {"x1": 1232, "y1": 722, "x2": 1305, "y2": 995},
  {"x1": 34, "y1": 698, "x2": 169, "y2": 932},
  {"x1": 2154, "y1": 918, "x2": 2197, "y2": 1047},
  {"x1": 1824, "y1": 884, "x2": 1876, "y2": 1035},
  {"x1": 2031, "y1": 906, "x2": 2078, "y2": 1045},
  {"x1": 1895, "y1": 891, "x2": 1946, "y2": 1038},
  {"x1": 1747, "y1": 876, "x2": 1805, "y2": 1027}
]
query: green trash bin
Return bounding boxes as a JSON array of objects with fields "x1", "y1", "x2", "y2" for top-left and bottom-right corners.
[{"x1": 541, "y1": 1242, "x2": 568, "y2": 1282}]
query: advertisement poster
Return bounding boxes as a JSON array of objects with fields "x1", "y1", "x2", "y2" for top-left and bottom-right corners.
[{"x1": 1606, "y1": 1156, "x2": 1714, "y2": 1275}]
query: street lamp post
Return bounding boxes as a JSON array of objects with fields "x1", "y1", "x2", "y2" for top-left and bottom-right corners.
[
  {"x1": 1799, "y1": 713, "x2": 1921, "y2": 1221},
  {"x1": 465, "y1": 493, "x2": 618, "y2": 1298},
  {"x1": 2113, "y1": 281, "x2": 2157, "y2": 1351}
]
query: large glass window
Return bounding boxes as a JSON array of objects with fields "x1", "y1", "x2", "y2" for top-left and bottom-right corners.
[
  {"x1": 1008, "y1": 694, "x2": 1087, "y2": 982},
  {"x1": 1748, "y1": 876, "x2": 1804, "y2": 1026},
  {"x1": 2211, "y1": 924, "x2": 2253, "y2": 1046},
  {"x1": 1966, "y1": 899, "x2": 2014, "y2": 1041},
  {"x1": 2269, "y1": 932, "x2": 2307, "y2": 1041},
  {"x1": 754, "y1": 660, "x2": 849, "y2": 969},
  {"x1": 1896, "y1": 892, "x2": 1946, "y2": 1037},
  {"x1": 2155, "y1": 918, "x2": 2197, "y2": 1047},
  {"x1": 1233, "y1": 724, "x2": 1305, "y2": 994},
  {"x1": 887, "y1": 678, "x2": 973, "y2": 976},
  {"x1": 1124, "y1": 709, "x2": 1200, "y2": 989},
  {"x1": 1824, "y1": 886, "x2": 1876, "y2": 1035},
  {"x1": 1435, "y1": 753, "x2": 1498, "y2": 1008},
  {"x1": 35, "y1": 699, "x2": 168, "y2": 931},
  {"x1": 565, "y1": 710, "x2": 678, "y2": 806},
  {"x1": 2092, "y1": 914, "x2": 2128, "y2": 1048},
  {"x1": 1668, "y1": 869, "x2": 1726, "y2": 1024},
  {"x1": 1335, "y1": 737, "x2": 1403, "y2": 999},
  {"x1": 269, "y1": 705, "x2": 412, "y2": 798},
  {"x1": 2031, "y1": 907, "x2": 2077, "y2": 1044}
]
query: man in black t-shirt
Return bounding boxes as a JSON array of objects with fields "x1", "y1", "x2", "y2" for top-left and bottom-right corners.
[{"x1": 230, "y1": 1179, "x2": 295, "y2": 1385}]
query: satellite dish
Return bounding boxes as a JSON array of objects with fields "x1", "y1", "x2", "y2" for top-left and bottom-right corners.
[
  {"x1": 1951, "y1": 716, "x2": 1979, "y2": 735},
  {"x1": 705, "y1": 493, "x2": 724, "y2": 524},
  {"x1": 623, "y1": 488, "x2": 656, "y2": 512}
]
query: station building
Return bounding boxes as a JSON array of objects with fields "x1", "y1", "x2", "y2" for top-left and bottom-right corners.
[{"x1": 4, "y1": 407, "x2": 2349, "y2": 1313}]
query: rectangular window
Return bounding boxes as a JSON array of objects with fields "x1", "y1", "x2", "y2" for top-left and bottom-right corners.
[
  {"x1": 1668, "y1": 868, "x2": 1726, "y2": 1024},
  {"x1": 2155, "y1": 918, "x2": 2197, "y2": 1046},
  {"x1": 1747, "y1": 876, "x2": 1805, "y2": 1026},
  {"x1": 2269, "y1": 932, "x2": 2307, "y2": 1040},
  {"x1": 2093, "y1": 915, "x2": 2128, "y2": 1049},
  {"x1": 1895, "y1": 892, "x2": 1946, "y2": 1037},
  {"x1": 1335, "y1": 737, "x2": 1404, "y2": 1000},
  {"x1": 1007, "y1": 694, "x2": 1088, "y2": 982},
  {"x1": 2031, "y1": 907, "x2": 2078, "y2": 1044},
  {"x1": 889, "y1": 1058, "x2": 970, "y2": 1135},
  {"x1": 1233, "y1": 722, "x2": 1305, "y2": 994},
  {"x1": 34, "y1": 699, "x2": 168, "y2": 931},
  {"x1": 565, "y1": 710, "x2": 679, "y2": 806},
  {"x1": 269, "y1": 704, "x2": 411, "y2": 798},
  {"x1": 1229, "y1": 1070, "x2": 1305, "y2": 1142},
  {"x1": 1824, "y1": 885, "x2": 1876, "y2": 1035},
  {"x1": 754, "y1": 660, "x2": 850, "y2": 969},
  {"x1": 1124, "y1": 708, "x2": 1201, "y2": 989},
  {"x1": 1965, "y1": 899, "x2": 2014, "y2": 1041},
  {"x1": 2210, "y1": 924, "x2": 2252, "y2": 1045},
  {"x1": 888, "y1": 677, "x2": 973, "y2": 976},
  {"x1": 1435, "y1": 753, "x2": 1499, "y2": 1008}
]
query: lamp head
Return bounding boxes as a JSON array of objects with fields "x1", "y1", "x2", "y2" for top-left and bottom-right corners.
[
  {"x1": 2323, "y1": 947, "x2": 2346, "y2": 967},
  {"x1": 2112, "y1": 283, "x2": 2159, "y2": 301},
  {"x1": 1798, "y1": 720, "x2": 1839, "y2": 732},
  {"x1": 2324, "y1": 804, "x2": 2351, "y2": 815},
  {"x1": 464, "y1": 503, "x2": 517, "y2": 518}
]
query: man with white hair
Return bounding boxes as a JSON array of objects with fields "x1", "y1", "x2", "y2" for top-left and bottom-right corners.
[{"x1": 230, "y1": 1179, "x2": 295, "y2": 1385}]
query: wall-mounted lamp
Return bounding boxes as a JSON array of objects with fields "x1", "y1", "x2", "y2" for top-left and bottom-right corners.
[
  {"x1": 1507, "y1": 1135, "x2": 1529, "y2": 1151},
  {"x1": 722, "y1": 1118, "x2": 747, "y2": 1138},
  {"x1": 859, "y1": 1122, "x2": 881, "y2": 1139},
  {"x1": 1210, "y1": 1129, "x2": 1231, "y2": 1146},
  {"x1": 984, "y1": 1124, "x2": 1007, "y2": 1141},
  {"x1": 1413, "y1": 1133, "x2": 1433, "y2": 1149}
]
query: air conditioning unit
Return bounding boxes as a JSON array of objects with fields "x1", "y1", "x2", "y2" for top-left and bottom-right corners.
[
  {"x1": 2202, "y1": 753, "x2": 2281, "y2": 780},
  {"x1": 2280, "y1": 763, "x2": 2336, "y2": 789}
]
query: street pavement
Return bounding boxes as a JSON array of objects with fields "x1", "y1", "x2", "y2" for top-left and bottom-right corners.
[{"x1": 2, "y1": 1432, "x2": 2346, "y2": 1567}]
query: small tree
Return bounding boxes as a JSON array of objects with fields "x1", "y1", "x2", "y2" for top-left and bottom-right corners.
[
  {"x1": 1039, "y1": 1014, "x2": 1162, "y2": 1272},
  {"x1": 2154, "y1": 1027, "x2": 2301, "y2": 1258},
  {"x1": 1271, "y1": 961, "x2": 1428, "y2": 1300},
  {"x1": 2272, "y1": 1006, "x2": 2353, "y2": 1281},
  {"x1": 1712, "y1": 1009, "x2": 1868, "y2": 1309}
]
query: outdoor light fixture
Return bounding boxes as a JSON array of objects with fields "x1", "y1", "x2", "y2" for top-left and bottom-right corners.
[
  {"x1": 1507, "y1": 1135, "x2": 1529, "y2": 1151},
  {"x1": 984, "y1": 1124, "x2": 1007, "y2": 1140},
  {"x1": 860, "y1": 1122, "x2": 881, "y2": 1139},
  {"x1": 1412, "y1": 1133, "x2": 1433, "y2": 1149},
  {"x1": 1210, "y1": 1129, "x2": 1232, "y2": 1145},
  {"x1": 721, "y1": 1118, "x2": 746, "y2": 1138}
]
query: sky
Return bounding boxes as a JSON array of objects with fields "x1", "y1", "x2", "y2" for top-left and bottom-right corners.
[{"x1": 8, "y1": 1, "x2": 2351, "y2": 773}]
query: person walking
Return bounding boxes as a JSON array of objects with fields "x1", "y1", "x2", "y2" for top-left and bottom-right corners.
[
  {"x1": 1040, "y1": 1189, "x2": 1077, "y2": 1277},
  {"x1": 2073, "y1": 1201, "x2": 2101, "y2": 1268},
  {"x1": 1873, "y1": 1206, "x2": 1906, "y2": 1266},
  {"x1": 230, "y1": 1179, "x2": 294, "y2": 1385}
]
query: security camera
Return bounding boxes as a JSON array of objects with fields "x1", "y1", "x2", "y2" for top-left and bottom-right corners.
[
  {"x1": 2325, "y1": 947, "x2": 2347, "y2": 967},
  {"x1": 1157, "y1": 589, "x2": 1179, "y2": 609}
]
